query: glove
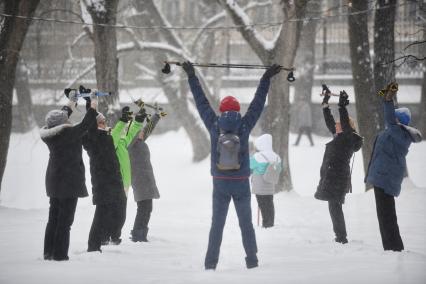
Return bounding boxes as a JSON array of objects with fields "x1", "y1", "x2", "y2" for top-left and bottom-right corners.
[
  {"x1": 120, "y1": 106, "x2": 132, "y2": 123},
  {"x1": 84, "y1": 96, "x2": 91, "y2": 111},
  {"x1": 262, "y1": 64, "x2": 281, "y2": 79},
  {"x1": 182, "y1": 61, "x2": 195, "y2": 77},
  {"x1": 321, "y1": 84, "x2": 331, "y2": 105},
  {"x1": 338, "y1": 90, "x2": 349, "y2": 107},
  {"x1": 384, "y1": 82, "x2": 398, "y2": 101},
  {"x1": 65, "y1": 89, "x2": 78, "y2": 103},
  {"x1": 135, "y1": 108, "x2": 147, "y2": 123}
]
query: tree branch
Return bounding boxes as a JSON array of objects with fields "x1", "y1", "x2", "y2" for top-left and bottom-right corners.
[
  {"x1": 191, "y1": 1, "x2": 272, "y2": 52},
  {"x1": 403, "y1": 39, "x2": 426, "y2": 51},
  {"x1": 217, "y1": 0, "x2": 271, "y2": 62}
]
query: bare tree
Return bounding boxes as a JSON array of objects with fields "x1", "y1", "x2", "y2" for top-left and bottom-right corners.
[
  {"x1": 129, "y1": 0, "x2": 211, "y2": 161},
  {"x1": 373, "y1": 0, "x2": 397, "y2": 127},
  {"x1": 14, "y1": 60, "x2": 36, "y2": 132},
  {"x1": 0, "y1": 0, "x2": 40, "y2": 192},
  {"x1": 84, "y1": 0, "x2": 120, "y2": 121},
  {"x1": 217, "y1": 0, "x2": 309, "y2": 191},
  {"x1": 419, "y1": 3, "x2": 426, "y2": 138},
  {"x1": 348, "y1": 1, "x2": 380, "y2": 190},
  {"x1": 293, "y1": 0, "x2": 321, "y2": 104}
]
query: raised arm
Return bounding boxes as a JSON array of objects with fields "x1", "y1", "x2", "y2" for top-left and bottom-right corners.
[
  {"x1": 111, "y1": 120, "x2": 127, "y2": 148},
  {"x1": 123, "y1": 120, "x2": 143, "y2": 147},
  {"x1": 382, "y1": 83, "x2": 398, "y2": 128},
  {"x1": 242, "y1": 64, "x2": 280, "y2": 131},
  {"x1": 337, "y1": 91, "x2": 352, "y2": 132},
  {"x1": 241, "y1": 77, "x2": 270, "y2": 131},
  {"x1": 384, "y1": 99, "x2": 397, "y2": 128},
  {"x1": 140, "y1": 113, "x2": 160, "y2": 142},
  {"x1": 72, "y1": 107, "x2": 98, "y2": 138},
  {"x1": 322, "y1": 105, "x2": 335, "y2": 135},
  {"x1": 187, "y1": 73, "x2": 217, "y2": 129}
]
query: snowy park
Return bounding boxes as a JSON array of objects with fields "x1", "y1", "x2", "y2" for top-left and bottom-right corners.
[
  {"x1": 1, "y1": 130, "x2": 426, "y2": 283},
  {"x1": 1, "y1": 1, "x2": 426, "y2": 284}
]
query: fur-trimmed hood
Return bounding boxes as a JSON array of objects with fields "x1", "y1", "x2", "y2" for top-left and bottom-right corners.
[{"x1": 40, "y1": 123, "x2": 73, "y2": 139}]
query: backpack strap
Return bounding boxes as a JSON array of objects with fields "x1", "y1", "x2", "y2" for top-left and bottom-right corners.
[{"x1": 259, "y1": 152, "x2": 270, "y2": 164}]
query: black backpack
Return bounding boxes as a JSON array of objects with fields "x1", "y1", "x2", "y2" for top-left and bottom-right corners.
[{"x1": 216, "y1": 130, "x2": 241, "y2": 170}]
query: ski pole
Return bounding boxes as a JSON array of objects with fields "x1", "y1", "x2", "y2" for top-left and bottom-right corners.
[
  {"x1": 257, "y1": 206, "x2": 260, "y2": 227},
  {"x1": 162, "y1": 61, "x2": 296, "y2": 82}
]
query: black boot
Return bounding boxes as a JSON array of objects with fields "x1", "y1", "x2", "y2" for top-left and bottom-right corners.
[
  {"x1": 131, "y1": 228, "x2": 148, "y2": 242},
  {"x1": 335, "y1": 236, "x2": 348, "y2": 244}
]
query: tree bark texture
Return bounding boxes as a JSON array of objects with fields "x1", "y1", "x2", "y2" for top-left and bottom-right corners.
[
  {"x1": 348, "y1": 1, "x2": 379, "y2": 190},
  {"x1": 293, "y1": 0, "x2": 321, "y2": 103},
  {"x1": 15, "y1": 60, "x2": 36, "y2": 132},
  {"x1": 419, "y1": 6, "x2": 426, "y2": 139},
  {"x1": 131, "y1": 0, "x2": 210, "y2": 161},
  {"x1": 86, "y1": 0, "x2": 120, "y2": 122},
  {"x1": 373, "y1": 0, "x2": 397, "y2": 129},
  {"x1": 0, "y1": 0, "x2": 40, "y2": 193},
  {"x1": 219, "y1": 0, "x2": 307, "y2": 191},
  {"x1": 420, "y1": 63, "x2": 426, "y2": 138}
]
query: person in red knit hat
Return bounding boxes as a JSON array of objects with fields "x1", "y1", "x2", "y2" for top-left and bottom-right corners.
[
  {"x1": 219, "y1": 96, "x2": 240, "y2": 113},
  {"x1": 182, "y1": 61, "x2": 281, "y2": 270}
]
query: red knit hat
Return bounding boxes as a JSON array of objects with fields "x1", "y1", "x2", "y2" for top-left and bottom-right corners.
[{"x1": 219, "y1": 96, "x2": 240, "y2": 112}]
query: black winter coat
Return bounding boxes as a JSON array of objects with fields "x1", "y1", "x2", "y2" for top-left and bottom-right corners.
[
  {"x1": 315, "y1": 106, "x2": 363, "y2": 203},
  {"x1": 82, "y1": 124, "x2": 126, "y2": 205},
  {"x1": 40, "y1": 108, "x2": 97, "y2": 199}
]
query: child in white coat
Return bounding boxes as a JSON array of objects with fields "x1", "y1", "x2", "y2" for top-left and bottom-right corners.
[{"x1": 250, "y1": 134, "x2": 282, "y2": 228}]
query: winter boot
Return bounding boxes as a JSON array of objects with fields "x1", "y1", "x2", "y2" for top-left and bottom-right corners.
[
  {"x1": 101, "y1": 236, "x2": 110, "y2": 246},
  {"x1": 110, "y1": 238, "x2": 122, "y2": 245},
  {"x1": 87, "y1": 246, "x2": 102, "y2": 253},
  {"x1": 130, "y1": 228, "x2": 148, "y2": 242},
  {"x1": 335, "y1": 236, "x2": 348, "y2": 244},
  {"x1": 245, "y1": 256, "x2": 258, "y2": 269}
]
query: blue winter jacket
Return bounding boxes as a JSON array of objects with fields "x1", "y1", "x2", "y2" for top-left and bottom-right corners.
[
  {"x1": 365, "y1": 99, "x2": 422, "y2": 197},
  {"x1": 188, "y1": 75, "x2": 271, "y2": 179}
]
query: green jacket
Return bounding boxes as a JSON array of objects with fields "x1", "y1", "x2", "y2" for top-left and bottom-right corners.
[{"x1": 111, "y1": 120, "x2": 143, "y2": 188}]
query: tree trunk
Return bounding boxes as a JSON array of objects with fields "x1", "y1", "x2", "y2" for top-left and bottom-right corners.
[
  {"x1": 131, "y1": 0, "x2": 210, "y2": 161},
  {"x1": 420, "y1": 68, "x2": 426, "y2": 138},
  {"x1": 85, "y1": 0, "x2": 120, "y2": 122},
  {"x1": 348, "y1": 1, "x2": 379, "y2": 190},
  {"x1": 373, "y1": 0, "x2": 397, "y2": 128},
  {"x1": 157, "y1": 72, "x2": 211, "y2": 162},
  {"x1": 293, "y1": 0, "x2": 321, "y2": 103},
  {"x1": 419, "y1": 5, "x2": 426, "y2": 139},
  {"x1": 219, "y1": 0, "x2": 307, "y2": 191},
  {"x1": 15, "y1": 60, "x2": 36, "y2": 132},
  {"x1": 263, "y1": 2, "x2": 307, "y2": 191},
  {"x1": 0, "y1": 0, "x2": 40, "y2": 193}
]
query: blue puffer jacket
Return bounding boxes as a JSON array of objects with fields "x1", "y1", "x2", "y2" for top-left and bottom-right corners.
[
  {"x1": 188, "y1": 75, "x2": 270, "y2": 179},
  {"x1": 365, "y1": 100, "x2": 422, "y2": 197}
]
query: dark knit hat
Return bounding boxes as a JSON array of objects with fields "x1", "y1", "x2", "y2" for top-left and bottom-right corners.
[
  {"x1": 219, "y1": 96, "x2": 240, "y2": 113},
  {"x1": 45, "y1": 110, "x2": 68, "y2": 128}
]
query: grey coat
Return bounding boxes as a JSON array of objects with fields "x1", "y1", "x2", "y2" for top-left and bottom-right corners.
[{"x1": 129, "y1": 114, "x2": 161, "y2": 202}]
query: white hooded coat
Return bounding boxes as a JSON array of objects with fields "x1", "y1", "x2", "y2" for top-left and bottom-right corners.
[{"x1": 250, "y1": 134, "x2": 282, "y2": 195}]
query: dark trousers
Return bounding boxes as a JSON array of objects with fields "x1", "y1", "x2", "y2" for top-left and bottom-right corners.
[
  {"x1": 294, "y1": 126, "x2": 314, "y2": 146},
  {"x1": 328, "y1": 201, "x2": 347, "y2": 239},
  {"x1": 133, "y1": 199, "x2": 153, "y2": 230},
  {"x1": 88, "y1": 203, "x2": 112, "y2": 251},
  {"x1": 255, "y1": 195, "x2": 274, "y2": 228},
  {"x1": 374, "y1": 187, "x2": 404, "y2": 251},
  {"x1": 205, "y1": 179, "x2": 258, "y2": 268},
  {"x1": 107, "y1": 197, "x2": 127, "y2": 241},
  {"x1": 44, "y1": 197, "x2": 78, "y2": 260}
]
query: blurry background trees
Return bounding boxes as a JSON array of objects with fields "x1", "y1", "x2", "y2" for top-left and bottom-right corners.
[{"x1": 1, "y1": 0, "x2": 424, "y2": 193}]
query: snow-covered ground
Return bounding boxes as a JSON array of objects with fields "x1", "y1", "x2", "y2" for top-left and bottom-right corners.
[{"x1": 1, "y1": 129, "x2": 425, "y2": 284}]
